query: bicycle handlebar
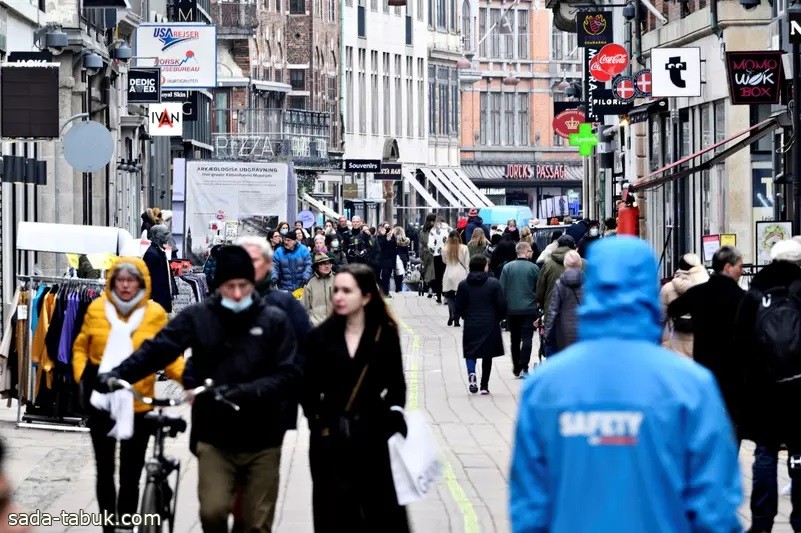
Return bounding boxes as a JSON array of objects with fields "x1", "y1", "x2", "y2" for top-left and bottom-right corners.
[{"x1": 106, "y1": 377, "x2": 240, "y2": 411}]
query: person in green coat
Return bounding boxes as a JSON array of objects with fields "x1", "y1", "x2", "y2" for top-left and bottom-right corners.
[{"x1": 499, "y1": 241, "x2": 540, "y2": 377}]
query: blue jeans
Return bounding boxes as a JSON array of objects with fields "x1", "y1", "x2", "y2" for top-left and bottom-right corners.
[
  {"x1": 751, "y1": 443, "x2": 801, "y2": 531},
  {"x1": 466, "y1": 358, "x2": 493, "y2": 389}
]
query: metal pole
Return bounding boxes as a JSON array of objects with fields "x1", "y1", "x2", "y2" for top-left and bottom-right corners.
[{"x1": 793, "y1": 38, "x2": 801, "y2": 234}]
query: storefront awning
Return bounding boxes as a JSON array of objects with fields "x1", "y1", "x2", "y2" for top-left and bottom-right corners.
[
  {"x1": 420, "y1": 168, "x2": 465, "y2": 208},
  {"x1": 460, "y1": 164, "x2": 506, "y2": 181},
  {"x1": 440, "y1": 168, "x2": 488, "y2": 207},
  {"x1": 626, "y1": 99, "x2": 668, "y2": 124},
  {"x1": 451, "y1": 168, "x2": 495, "y2": 206},
  {"x1": 401, "y1": 169, "x2": 441, "y2": 209},
  {"x1": 300, "y1": 192, "x2": 341, "y2": 220},
  {"x1": 630, "y1": 110, "x2": 791, "y2": 192},
  {"x1": 430, "y1": 168, "x2": 473, "y2": 207}
]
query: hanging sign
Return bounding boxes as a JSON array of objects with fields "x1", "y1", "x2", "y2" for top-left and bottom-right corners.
[
  {"x1": 134, "y1": 23, "x2": 217, "y2": 89},
  {"x1": 576, "y1": 11, "x2": 614, "y2": 47},
  {"x1": 568, "y1": 123, "x2": 599, "y2": 157},
  {"x1": 588, "y1": 43, "x2": 629, "y2": 83},
  {"x1": 651, "y1": 47, "x2": 702, "y2": 98},
  {"x1": 148, "y1": 102, "x2": 183, "y2": 136},
  {"x1": 790, "y1": 10, "x2": 801, "y2": 44},
  {"x1": 725, "y1": 51, "x2": 784, "y2": 105},
  {"x1": 552, "y1": 109, "x2": 585, "y2": 139},
  {"x1": 127, "y1": 67, "x2": 161, "y2": 104}
]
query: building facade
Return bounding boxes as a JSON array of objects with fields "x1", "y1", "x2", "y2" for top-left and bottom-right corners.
[
  {"x1": 459, "y1": 4, "x2": 583, "y2": 220},
  {"x1": 623, "y1": 0, "x2": 775, "y2": 273}
]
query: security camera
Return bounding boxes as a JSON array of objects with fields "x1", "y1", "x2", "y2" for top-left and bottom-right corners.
[
  {"x1": 45, "y1": 30, "x2": 68, "y2": 56},
  {"x1": 622, "y1": 2, "x2": 636, "y2": 20},
  {"x1": 112, "y1": 43, "x2": 132, "y2": 62},
  {"x1": 738, "y1": 0, "x2": 759, "y2": 9},
  {"x1": 83, "y1": 52, "x2": 103, "y2": 76}
]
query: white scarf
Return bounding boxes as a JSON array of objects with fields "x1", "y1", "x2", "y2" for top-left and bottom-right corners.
[{"x1": 89, "y1": 300, "x2": 146, "y2": 440}]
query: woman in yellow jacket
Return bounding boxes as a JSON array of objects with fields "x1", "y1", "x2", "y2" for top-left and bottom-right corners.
[{"x1": 73, "y1": 257, "x2": 184, "y2": 533}]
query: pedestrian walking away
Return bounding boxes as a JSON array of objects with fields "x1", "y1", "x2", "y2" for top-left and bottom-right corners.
[
  {"x1": 543, "y1": 250, "x2": 584, "y2": 354},
  {"x1": 659, "y1": 253, "x2": 708, "y2": 357},
  {"x1": 499, "y1": 241, "x2": 540, "y2": 377},
  {"x1": 302, "y1": 264, "x2": 410, "y2": 533},
  {"x1": 442, "y1": 230, "x2": 470, "y2": 327},
  {"x1": 94, "y1": 245, "x2": 302, "y2": 533},
  {"x1": 510, "y1": 236, "x2": 742, "y2": 533},
  {"x1": 456, "y1": 255, "x2": 507, "y2": 394}
]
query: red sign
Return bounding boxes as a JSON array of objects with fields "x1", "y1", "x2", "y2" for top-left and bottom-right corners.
[
  {"x1": 552, "y1": 109, "x2": 585, "y2": 139},
  {"x1": 635, "y1": 69, "x2": 652, "y2": 95},
  {"x1": 615, "y1": 78, "x2": 636, "y2": 101},
  {"x1": 505, "y1": 164, "x2": 572, "y2": 180},
  {"x1": 725, "y1": 51, "x2": 784, "y2": 105},
  {"x1": 590, "y1": 43, "x2": 629, "y2": 82}
]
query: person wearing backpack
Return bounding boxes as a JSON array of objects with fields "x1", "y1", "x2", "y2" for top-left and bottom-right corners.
[
  {"x1": 666, "y1": 246, "x2": 745, "y2": 423},
  {"x1": 734, "y1": 238, "x2": 801, "y2": 533}
]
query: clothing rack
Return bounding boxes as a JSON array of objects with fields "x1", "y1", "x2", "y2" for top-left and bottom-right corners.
[{"x1": 16, "y1": 274, "x2": 106, "y2": 433}]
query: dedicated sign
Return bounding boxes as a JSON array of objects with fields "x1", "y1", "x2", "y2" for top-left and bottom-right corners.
[
  {"x1": 343, "y1": 159, "x2": 381, "y2": 172},
  {"x1": 651, "y1": 47, "x2": 702, "y2": 98},
  {"x1": 725, "y1": 51, "x2": 784, "y2": 105},
  {"x1": 148, "y1": 102, "x2": 183, "y2": 137},
  {"x1": 128, "y1": 67, "x2": 161, "y2": 104},
  {"x1": 134, "y1": 23, "x2": 217, "y2": 89}
]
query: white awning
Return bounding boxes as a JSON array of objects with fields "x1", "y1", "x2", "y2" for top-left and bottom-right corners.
[
  {"x1": 439, "y1": 168, "x2": 486, "y2": 207},
  {"x1": 300, "y1": 192, "x2": 341, "y2": 220},
  {"x1": 420, "y1": 168, "x2": 465, "y2": 208},
  {"x1": 452, "y1": 168, "x2": 494, "y2": 207},
  {"x1": 401, "y1": 169, "x2": 440, "y2": 208},
  {"x1": 430, "y1": 168, "x2": 474, "y2": 207}
]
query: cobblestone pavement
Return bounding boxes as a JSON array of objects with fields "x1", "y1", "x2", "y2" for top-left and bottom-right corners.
[{"x1": 0, "y1": 292, "x2": 792, "y2": 532}]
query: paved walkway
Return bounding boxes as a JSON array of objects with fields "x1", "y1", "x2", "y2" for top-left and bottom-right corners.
[{"x1": 0, "y1": 292, "x2": 793, "y2": 532}]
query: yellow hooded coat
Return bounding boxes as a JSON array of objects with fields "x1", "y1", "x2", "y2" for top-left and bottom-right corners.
[{"x1": 72, "y1": 256, "x2": 184, "y2": 413}]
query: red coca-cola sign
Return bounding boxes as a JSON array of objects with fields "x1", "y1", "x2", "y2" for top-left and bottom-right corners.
[
  {"x1": 589, "y1": 43, "x2": 629, "y2": 83},
  {"x1": 552, "y1": 109, "x2": 585, "y2": 139}
]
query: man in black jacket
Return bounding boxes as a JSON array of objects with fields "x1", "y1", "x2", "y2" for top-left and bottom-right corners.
[
  {"x1": 96, "y1": 246, "x2": 301, "y2": 533},
  {"x1": 667, "y1": 245, "x2": 745, "y2": 426},
  {"x1": 142, "y1": 224, "x2": 175, "y2": 313}
]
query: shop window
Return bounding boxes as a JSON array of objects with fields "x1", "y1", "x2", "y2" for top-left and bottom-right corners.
[{"x1": 290, "y1": 0, "x2": 305, "y2": 12}]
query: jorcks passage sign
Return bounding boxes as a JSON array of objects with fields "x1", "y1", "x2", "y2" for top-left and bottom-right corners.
[{"x1": 134, "y1": 23, "x2": 217, "y2": 89}]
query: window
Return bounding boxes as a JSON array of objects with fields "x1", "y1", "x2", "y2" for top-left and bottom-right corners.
[
  {"x1": 358, "y1": 0, "x2": 366, "y2": 36},
  {"x1": 406, "y1": 14, "x2": 412, "y2": 45},
  {"x1": 479, "y1": 92, "x2": 487, "y2": 144},
  {"x1": 290, "y1": 0, "x2": 305, "y2": 13},
  {"x1": 450, "y1": 68, "x2": 459, "y2": 136},
  {"x1": 214, "y1": 91, "x2": 229, "y2": 133},
  {"x1": 290, "y1": 69, "x2": 305, "y2": 90},
  {"x1": 490, "y1": 93, "x2": 501, "y2": 144},
  {"x1": 395, "y1": 55, "x2": 402, "y2": 136},
  {"x1": 517, "y1": 10, "x2": 528, "y2": 59},
  {"x1": 371, "y1": 0, "x2": 377, "y2": 12},
  {"x1": 345, "y1": 47, "x2": 354, "y2": 132},
  {"x1": 461, "y1": 0, "x2": 472, "y2": 50},
  {"x1": 428, "y1": 0, "x2": 433, "y2": 27},
  {"x1": 418, "y1": 59, "x2": 425, "y2": 138},
  {"x1": 437, "y1": 0, "x2": 445, "y2": 28},
  {"x1": 438, "y1": 67, "x2": 449, "y2": 135},
  {"x1": 418, "y1": 0, "x2": 423, "y2": 21},
  {"x1": 371, "y1": 51, "x2": 379, "y2": 134},
  {"x1": 488, "y1": 9, "x2": 499, "y2": 58},
  {"x1": 358, "y1": 49, "x2": 366, "y2": 134},
  {"x1": 330, "y1": 0, "x2": 337, "y2": 19},
  {"x1": 714, "y1": 100, "x2": 725, "y2": 145},
  {"x1": 503, "y1": 93, "x2": 514, "y2": 145},
  {"x1": 276, "y1": 0, "x2": 282, "y2": 11},
  {"x1": 407, "y1": 58, "x2": 414, "y2": 138},
  {"x1": 316, "y1": 0, "x2": 322, "y2": 18},
  {"x1": 552, "y1": 92, "x2": 565, "y2": 146},
  {"x1": 501, "y1": 11, "x2": 513, "y2": 59},
  {"x1": 382, "y1": 0, "x2": 388, "y2": 13},
  {"x1": 517, "y1": 93, "x2": 529, "y2": 145},
  {"x1": 478, "y1": 9, "x2": 486, "y2": 57},
  {"x1": 449, "y1": 0, "x2": 455, "y2": 30},
  {"x1": 383, "y1": 53, "x2": 391, "y2": 135},
  {"x1": 428, "y1": 65, "x2": 436, "y2": 134},
  {"x1": 289, "y1": 96, "x2": 306, "y2": 109},
  {"x1": 551, "y1": 28, "x2": 577, "y2": 62}
]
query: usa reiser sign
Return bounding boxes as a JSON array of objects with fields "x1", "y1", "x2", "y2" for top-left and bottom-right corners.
[{"x1": 134, "y1": 23, "x2": 217, "y2": 89}]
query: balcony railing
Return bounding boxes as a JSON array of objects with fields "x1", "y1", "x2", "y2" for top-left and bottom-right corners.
[
  {"x1": 211, "y1": 108, "x2": 334, "y2": 164},
  {"x1": 213, "y1": 1, "x2": 258, "y2": 29}
]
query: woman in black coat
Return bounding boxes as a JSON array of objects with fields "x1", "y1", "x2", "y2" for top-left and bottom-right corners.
[
  {"x1": 377, "y1": 223, "x2": 398, "y2": 296},
  {"x1": 303, "y1": 264, "x2": 409, "y2": 533},
  {"x1": 456, "y1": 254, "x2": 507, "y2": 395}
]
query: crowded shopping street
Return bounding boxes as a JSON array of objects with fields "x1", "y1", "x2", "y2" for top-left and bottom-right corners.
[{"x1": 0, "y1": 288, "x2": 793, "y2": 533}]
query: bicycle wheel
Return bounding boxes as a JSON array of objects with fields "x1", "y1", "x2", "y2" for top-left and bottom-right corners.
[{"x1": 139, "y1": 482, "x2": 164, "y2": 533}]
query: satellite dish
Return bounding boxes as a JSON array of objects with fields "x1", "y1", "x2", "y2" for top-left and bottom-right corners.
[{"x1": 63, "y1": 120, "x2": 114, "y2": 172}]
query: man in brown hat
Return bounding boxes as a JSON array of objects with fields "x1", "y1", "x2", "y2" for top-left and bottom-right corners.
[{"x1": 301, "y1": 254, "x2": 335, "y2": 326}]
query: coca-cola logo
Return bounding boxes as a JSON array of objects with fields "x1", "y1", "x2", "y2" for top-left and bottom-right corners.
[
  {"x1": 589, "y1": 43, "x2": 629, "y2": 83},
  {"x1": 725, "y1": 51, "x2": 783, "y2": 105}
]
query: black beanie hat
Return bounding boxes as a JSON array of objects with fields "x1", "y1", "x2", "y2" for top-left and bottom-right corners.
[
  {"x1": 557, "y1": 235, "x2": 576, "y2": 249},
  {"x1": 213, "y1": 245, "x2": 255, "y2": 289}
]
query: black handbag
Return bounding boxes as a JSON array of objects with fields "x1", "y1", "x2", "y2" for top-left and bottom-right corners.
[{"x1": 78, "y1": 361, "x2": 100, "y2": 412}]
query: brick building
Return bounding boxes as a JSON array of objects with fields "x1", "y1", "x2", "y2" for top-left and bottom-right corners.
[{"x1": 459, "y1": 4, "x2": 583, "y2": 219}]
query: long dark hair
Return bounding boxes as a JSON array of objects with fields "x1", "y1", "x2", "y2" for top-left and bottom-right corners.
[
  {"x1": 422, "y1": 213, "x2": 437, "y2": 233},
  {"x1": 335, "y1": 264, "x2": 398, "y2": 331}
]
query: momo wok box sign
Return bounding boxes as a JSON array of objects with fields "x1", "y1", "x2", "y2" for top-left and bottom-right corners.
[
  {"x1": 725, "y1": 51, "x2": 784, "y2": 105},
  {"x1": 135, "y1": 23, "x2": 217, "y2": 89}
]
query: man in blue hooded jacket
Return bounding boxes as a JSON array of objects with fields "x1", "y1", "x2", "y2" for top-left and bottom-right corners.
[{"x1": 510, "y1": 236, "x2": 742, "y2": 533}]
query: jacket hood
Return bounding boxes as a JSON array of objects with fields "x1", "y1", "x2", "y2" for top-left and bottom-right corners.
[
  {"x1": 750, "y1": 260, "x2": 801, "y2": 291},
  {"x1": 550, "y1": 246, "x2": 572, "y2": 265},
  {"x1": 578, "y1": 236, "x2": 661, "y2": 343},
  {"x1": 104, "y1": 256, "x2": 152, "y2": 309},
  {"x1": 671, "y1": 265, "x2": 709, "y2": 295},
  {"x1": 561, "y1": 268, "x2": 584, "y2": 288},
  {"x1": 469, "y1": 215, "x2": 484, "y2": 225},
  {"x1": 466, "y1": 272, "x2": 490, "y2": 285}
]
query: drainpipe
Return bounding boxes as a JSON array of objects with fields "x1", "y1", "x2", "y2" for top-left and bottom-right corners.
[
  {"x1": 710, "y1": 0, "x2": 723, "y2": 40},
  {"x1": 634, "y1": 0, "x2": 643, "y2": 66}
]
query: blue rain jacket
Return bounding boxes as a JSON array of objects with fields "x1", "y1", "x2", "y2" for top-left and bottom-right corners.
[{"x1": 510, "y1": 236, "x2": 743, "y2": 533}]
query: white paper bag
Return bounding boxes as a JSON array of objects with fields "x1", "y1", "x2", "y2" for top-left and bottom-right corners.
[
  {"x1": 395, "y1": 256, "x2": 405, "y2": 276},
  {"x1": 387, "y1": 409, "x2": 443, "y2": 505}
]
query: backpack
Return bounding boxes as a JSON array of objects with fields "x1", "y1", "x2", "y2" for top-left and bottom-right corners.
[{"x1": 754, "y1": 280, "x2": 801, "y2": 383}]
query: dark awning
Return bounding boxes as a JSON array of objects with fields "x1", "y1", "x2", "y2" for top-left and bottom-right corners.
[
  {"x1": 627, "y1": 99, "x2": 668, "y2": 124},
  {"x1": 630, "y1": 110, "x2": 790, "y2": 192}
]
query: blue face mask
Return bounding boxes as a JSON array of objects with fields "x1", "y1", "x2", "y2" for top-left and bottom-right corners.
[{"x1": 221, "y1": 294, "x2": 254, "y2": 313}]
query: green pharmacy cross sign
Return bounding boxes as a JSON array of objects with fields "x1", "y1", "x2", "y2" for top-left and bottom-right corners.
[{"x1": 569, "y1": 123, "x2": 599, "y2": 157}]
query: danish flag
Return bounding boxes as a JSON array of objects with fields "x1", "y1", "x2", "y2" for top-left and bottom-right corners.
[
  {"x1": 636, "y1": 70, "x2": 652, "y2": 95},
  {"x1": 616, "y1": 79, "x2": 635, "y2": 100}
]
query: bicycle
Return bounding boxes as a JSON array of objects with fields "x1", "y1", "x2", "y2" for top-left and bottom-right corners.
[{"x1": 105, "y1": 377, "x2": 240, "y2": 533}]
